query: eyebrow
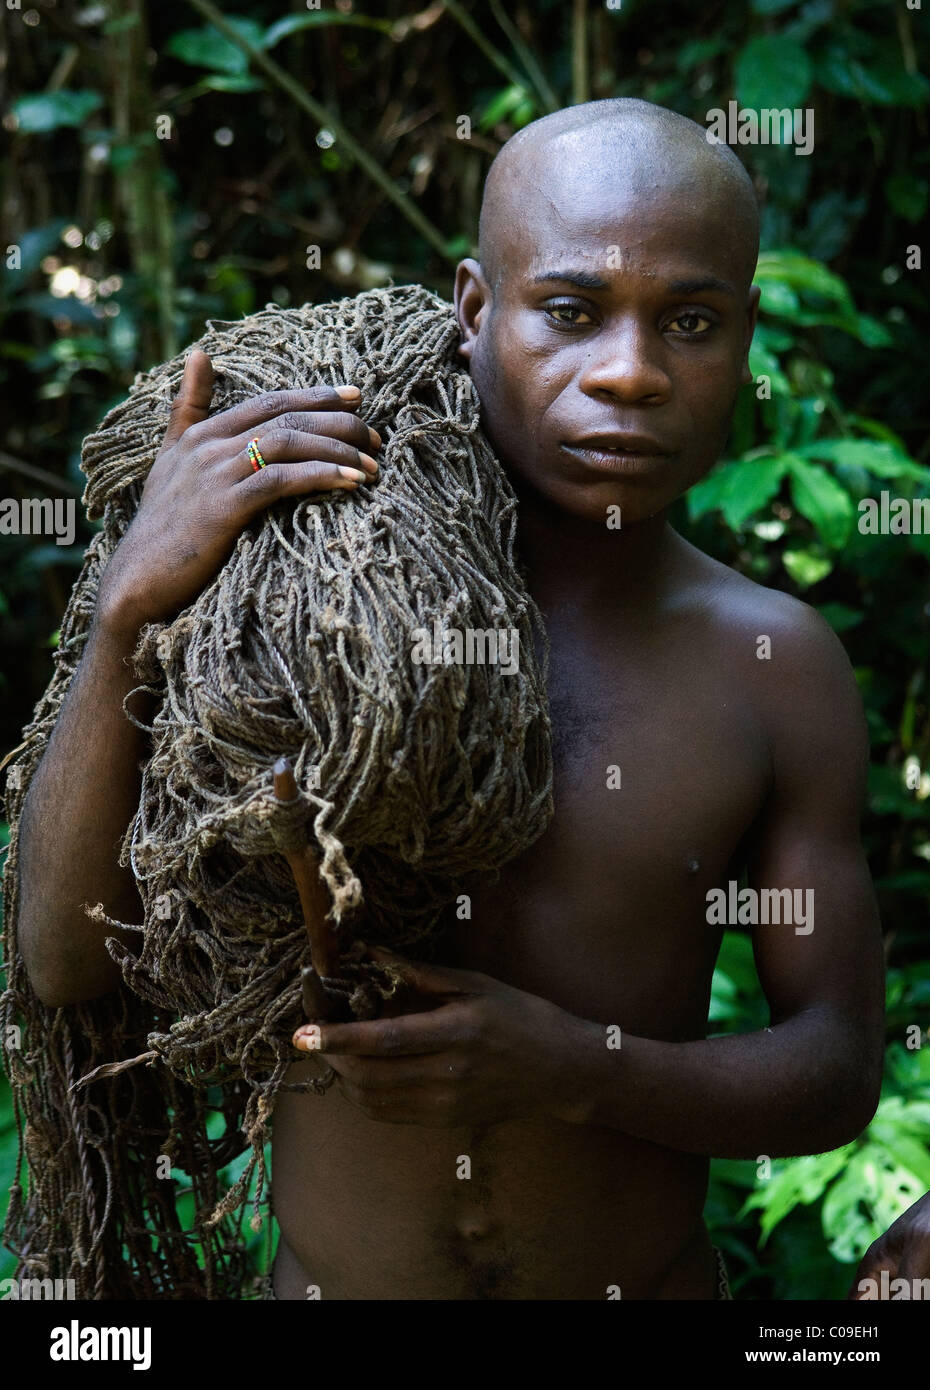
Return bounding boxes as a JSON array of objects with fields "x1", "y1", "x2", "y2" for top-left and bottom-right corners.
[
  {"x1": 532, "y1": 270, "x2": 609, "y2": 290},
  {"x1": 530, "y1": 270, "x2": 736, "y2": 296},
  {"x1": 667, "y1": 276, "x2": 735, "y2": 296}
]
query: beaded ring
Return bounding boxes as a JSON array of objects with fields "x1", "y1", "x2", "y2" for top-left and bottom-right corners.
[{"x1": 247, "y1": 438, "x2": 266, "y2": 471}]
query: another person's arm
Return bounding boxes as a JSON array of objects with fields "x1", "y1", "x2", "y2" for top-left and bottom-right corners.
[
  {"x1": 18, "y1": 350, "x2": 377, "y2": 1007},
  {"x1": 849, "y1": 1191, "x2": 930, "y2": 1298}
]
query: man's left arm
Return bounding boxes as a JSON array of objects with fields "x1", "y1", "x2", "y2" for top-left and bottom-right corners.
[
  {"x1": 297, "y1": 612, "x2": 886, "y2": 1157},
  {"x1": 570, "y1": 609, "x2": 887, "y2": 1157}
]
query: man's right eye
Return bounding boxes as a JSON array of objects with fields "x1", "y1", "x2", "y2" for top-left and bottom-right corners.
[{"x1": 543, "y1": 302, "x2": 594, "y2": 327}]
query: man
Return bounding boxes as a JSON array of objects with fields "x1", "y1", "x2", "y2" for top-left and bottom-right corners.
[{"x1": 16, "y1": 99, "x2": 885, "y2": 1299}]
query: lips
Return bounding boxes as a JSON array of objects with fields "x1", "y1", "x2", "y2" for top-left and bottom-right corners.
[{"x1": 567, "y1": 434, "x2": 668, "y2": 455}]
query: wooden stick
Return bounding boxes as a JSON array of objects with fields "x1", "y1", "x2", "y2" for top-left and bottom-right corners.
[{"x1": 273, "y1": 757, "x2": 341, "y2": 981}]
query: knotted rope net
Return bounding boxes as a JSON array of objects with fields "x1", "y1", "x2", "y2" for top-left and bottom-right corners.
[{"x1": 1, "y1": 284, "x2": 553, "y2": 1298}]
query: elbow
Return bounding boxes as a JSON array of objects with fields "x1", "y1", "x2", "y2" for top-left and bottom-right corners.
[
  {"x1": 27, "y1": 969, "x2": 116, "y2": 1011},
  {"x1": 25, "y1": 953, "x2": 121, "y2": 1009},
  {"x1": 18, "y1": 916, "x2": 118, "y2": 1011},
  {"x1": 20, "y1": 942, "x2": 77, "y2": 1010},
  {"x1": 823, "y1": 1058, "x2": 883, "y2": 1149}
]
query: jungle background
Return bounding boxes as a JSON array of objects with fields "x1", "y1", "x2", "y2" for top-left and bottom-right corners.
[{"x1": 1, "y1": 0, "x2": 928, "y2": 1300}]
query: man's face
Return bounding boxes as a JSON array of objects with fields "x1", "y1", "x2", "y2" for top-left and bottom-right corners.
[{"x1": 455, "y1": 164, "x2": 760, "y2": 526}]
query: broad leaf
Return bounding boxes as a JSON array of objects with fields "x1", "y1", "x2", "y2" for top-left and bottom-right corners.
[
  {"x1": 782, "y1": 548, "x2": 833, "y2": 587},
  {"x1": 166, "y1": 19, "x2": 265, "y2": 75},
  {"x1": 798, "y1": 439, "x2": 930, "y2": 482},
  {"x1": 735, "y1": 35, "x2": 813, "y2": 111},
  {"x1": 12, "y1": 91, "x2": 103, "y2": 132},
  {"x1": 788, "y1": 455, "x2": 854, "y2": 547}
]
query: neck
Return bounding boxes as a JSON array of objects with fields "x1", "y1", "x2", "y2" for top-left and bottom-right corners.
[{"x1": 512, "y1": 478, "x2": 676, "y2": 615}]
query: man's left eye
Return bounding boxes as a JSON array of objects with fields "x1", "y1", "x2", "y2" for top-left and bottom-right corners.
[{"x1": 668, "y1": 312, "x2": 712, "y2": 334}]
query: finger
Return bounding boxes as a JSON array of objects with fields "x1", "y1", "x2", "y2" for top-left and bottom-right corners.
[
  {"x1": 294, "y1": 1011, "x2": 450, "y2": 1057},
  {"x1": 366, "y1": 946, "x2": 475, "y2": 997},
  {"x1": 230, "y1": 425, "x2": 380, "y2": 478},
  {"x1": 237, "y1": 459, "x2": 369, "y2": 512},
  {"x1": 197, "y1": 385, "x2": 361, "y2": 442},
  {"x1": 231, "y1": 411, "x2": 381, "y2": 458},
  {"x1": 164, "y1": 348, "x2": 214, "y2": 446}
]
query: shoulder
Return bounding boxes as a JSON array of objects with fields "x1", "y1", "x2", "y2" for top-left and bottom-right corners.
[
  {"x1": 679, "y1": 541, "x2": 854, "y2": 676},
  {"x1": 679, "y1": 541, "x2": 868, "y2": 774}
]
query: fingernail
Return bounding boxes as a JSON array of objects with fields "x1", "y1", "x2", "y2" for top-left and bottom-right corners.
[
  {"x1": 338, "y1": 466, "x2": 367, "y2": 482},
  {"x1": 368, "y1": 428, "x2": 382, "y2": 449},
  {"x1": 336, "y1": 385, "x2": 361, "y2": 400},
  {"x1": 358, "y1": 453, "x2": 379, "y2": 476}
]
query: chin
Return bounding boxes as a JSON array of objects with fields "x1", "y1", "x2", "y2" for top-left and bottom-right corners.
[{"x1": 518, "y1": 472, "x2": 667, "y2": 525}]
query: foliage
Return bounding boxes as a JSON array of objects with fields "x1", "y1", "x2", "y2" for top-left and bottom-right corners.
[
  {"x1": 1, "y1": 0, "x2": 927, "y2": 1299},
  {"x1": 709, "y1": 934, "x2": 930, "y2": 1297}
]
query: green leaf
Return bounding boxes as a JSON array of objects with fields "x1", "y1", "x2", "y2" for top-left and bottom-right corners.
[
  {"x1": 741, "y1": 1148, "x2": 853, "y2": 1241},
  {"x1": 751, "y1": 0, "x2": 797, "y2": 11},
  {"x1": 817, "y1": 47, "x2": 930, "y2": 108},
  {"x1": 715, "y1": 931, "x2": 760, "y2": 996},
  {"x1": 748, "y1": 343, "x2": 791, "y2": 396},
  {"x1": 709, "y1": 969, "x2": 737, "y2": 1022},
  {"x1": 512, "y1": 97, "x2": 537, "y2": 130},
  {"x1": 2, "y1": 218, "x2": 68, "y2": 277},
  {"x1": 782, "y1": 548, "x2": 833, "y2": 587},
  {"x1": 735, "y1": 36, "x2": 813, "y2": 112},
  {"x1": 722, "y1": 456, "x2": 789, "y2": 530},
  {"x1": 195, "y1": 73, "x2": 265, "y2": 94},
  {"x1": 885, "y1": 174, "x2": 928, "y2": 224},
  {"x1": 853, "y1": 313, "x2": 894, "y2": 349},
  {"x1": 755, "y1": 251, "x2": 852, "y2": 306},
  {"x1": 166, "y1": 19, "x2": 265, "y2": 75},
  {"x1": 478, "y1": 84, "x2": 531, "y2": 131},
  {"x1": 262, "y1": 12, "x2": 392, "y2": 47},
  {"x1": 798, "y1": 439, "x2": 930, "y2": 482},
  {"x1": 677, "y1": 39, "x2": 726, "y2": 72},
  {"x1": 752, "y1": 321, "x2": 794, "y2": 354},
  {"x1": 443, "y1": 234, "x2": 473, "y2": 260},
  {"x1": 787, "y1": 455, "x2": 854, "y2": 548},
  {"x1": 687, "y1": 467, "x2": 736, "y2": 521},
  {"x1": 816, "y1": 602, "x2": 863, "y2": 634},
  {"x1": 868, "y1": 1132, "x2": 930, "y2": 1189},
  {"x1": 12, "y1": 91, "x2": 104, "y2": 133},
  {"x1": 756, "y1": 281, "x2": 800, "y2": 319},
  {"x1": 688, "y1": 456, "x2": 788, "y2": 529},
  {"x1": 711, "y1": 1157, "x2": 760, "y2": 1191}
]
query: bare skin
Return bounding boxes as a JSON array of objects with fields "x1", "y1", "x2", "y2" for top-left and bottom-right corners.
[
  {"x1": 850, "y1": 1192, "x2": 930, "y2": 1299},
  {"x1": 17, "y1": 361, "x2": 379, "y2": 1006},
  {"x1": 277, "y1": 107, "x2": 884, "y2": 1299},
  {"x1": 18, "y1": 100, "x2": 886, "y2": 1301}
]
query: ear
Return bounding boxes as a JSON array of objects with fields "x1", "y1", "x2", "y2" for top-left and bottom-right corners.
[
  {"x1": 740, "y1": 285, "x2": 762, "y2": 386},
  {"x1": 454, "y1": 258, "x2": 491, "y2": 363}
]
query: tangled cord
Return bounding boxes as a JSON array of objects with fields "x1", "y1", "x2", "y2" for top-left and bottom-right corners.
[{"x1": 1, "y1": 284, "x2": 553, "y2": 1298}]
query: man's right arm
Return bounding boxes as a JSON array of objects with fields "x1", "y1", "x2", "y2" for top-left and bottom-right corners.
[
  {"x1": 15, "y1": 348, "x2": 380, "y2": 1008},
  {"x1": 17, "y1": 613, "x2": 152, "y2": 1007}
]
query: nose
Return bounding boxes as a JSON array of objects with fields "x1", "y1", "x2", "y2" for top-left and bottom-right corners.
[{"x1": 577, "y1": 320, "x2": 672, "y2": 406}]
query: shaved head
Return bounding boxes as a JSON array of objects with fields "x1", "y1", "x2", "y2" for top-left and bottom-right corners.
[
  {"x1": 478, "y1": 99, "x2": 760, "y2": 296},
  {"x1": 455, "y1": 97, "x2": 763, "y2": 528}
]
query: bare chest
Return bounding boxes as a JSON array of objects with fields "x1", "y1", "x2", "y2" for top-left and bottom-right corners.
[{"x1": 440, "y1": 624, "x2": 770, "y2": 1032}]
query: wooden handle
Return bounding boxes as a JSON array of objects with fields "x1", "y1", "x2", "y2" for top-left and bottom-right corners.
[{"x1": 273, "y1": 757, "x2": 341, "y2": 980}]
